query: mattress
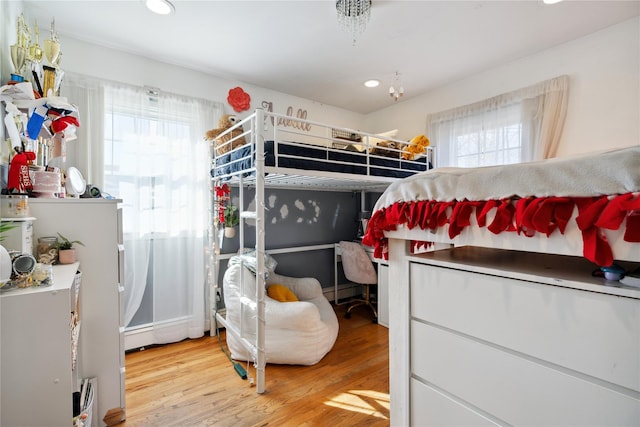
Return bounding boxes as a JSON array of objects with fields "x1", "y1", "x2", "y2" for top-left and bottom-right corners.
[
  {"x1": 211, "y1": 140, "x2": 429, "y2": 180},
  {"x1": 363, "y1": 146, "x2": 640, "y2": 266}
]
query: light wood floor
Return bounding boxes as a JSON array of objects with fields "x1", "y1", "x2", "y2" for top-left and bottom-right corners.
[{"x1": 115, "y1": 304, "x2": 389, "y2": 427}]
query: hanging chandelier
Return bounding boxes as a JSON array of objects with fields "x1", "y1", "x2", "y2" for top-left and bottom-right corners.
[
  {"x1": 336, "y1": 0, "x2": 372, "y2": 45},
  {"x1": 389, "y1": 71, "x2": 404, "y2": 102}
]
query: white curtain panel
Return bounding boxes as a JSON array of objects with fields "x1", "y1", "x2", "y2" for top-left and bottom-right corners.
[
  {"x1": 65, "y1": 75, "x2": 222, "y2": 344},
  {"x1": 60, "y1": 73, "x2": 106, "y2": 187},
  {"x1": 427, "y1": 75, "x2": 569, "y2": 167}
]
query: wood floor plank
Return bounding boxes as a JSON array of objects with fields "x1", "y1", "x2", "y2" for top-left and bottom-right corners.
[{"x1": 115, "y1": 304, "x2": 389, "y2": 427}]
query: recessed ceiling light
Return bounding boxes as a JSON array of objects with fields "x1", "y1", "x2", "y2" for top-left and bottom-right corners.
[
  {"x1": 543, "y1": 0, "x2": 563, "y2": 4},
  {"x1": 146, "y1": 0, "x2": 175, "y2": 15},
  {"x1": 364, "y1": 79, "x2": 380, "y2": 88}
]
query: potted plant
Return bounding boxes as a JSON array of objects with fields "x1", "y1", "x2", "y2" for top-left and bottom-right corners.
[
  {"x1": 223, "y1": 204, "x2": 240, "y2": 238},
  {"x1": 55, "y1": 232, "x2": 85, "y2": 264}
]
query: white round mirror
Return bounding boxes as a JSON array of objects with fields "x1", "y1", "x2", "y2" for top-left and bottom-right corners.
[{"x1": 66, "y1": 167, "x2": 86, "y2": 197}]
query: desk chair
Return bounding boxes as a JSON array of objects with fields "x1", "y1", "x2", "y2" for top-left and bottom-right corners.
[{"x1": 339, "y1": 241, "x2": 378, "y2": 323}]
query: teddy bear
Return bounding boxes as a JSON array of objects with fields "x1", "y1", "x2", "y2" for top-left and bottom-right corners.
[
  {"x1": 402, "y1": 134, "x2": 430, "y2": 160},
  {"x1": 369, "y1": 140, "x2": 403, "y2": 158},
  {"x1": 205, "y1": 114, "x2": 246, "y2": 155}
]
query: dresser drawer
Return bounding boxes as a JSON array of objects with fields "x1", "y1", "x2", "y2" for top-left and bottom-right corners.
[
  {"x1": 410, "y1": 378, "x2": 496, "y2": 426},
  {"x1": 409, "y1": 262, "x2": 640, "y2": 392},
  {"x1": 411, "y1": 321, "x2": 640, "y2": 426}
]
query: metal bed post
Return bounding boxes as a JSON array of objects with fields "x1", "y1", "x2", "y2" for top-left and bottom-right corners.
[
  {"x1": 209, "y1": 158, "x2": 219, "y2": 337},
  {"x1": 254, "y1": 109, "x2": 267, "y2": 393}
]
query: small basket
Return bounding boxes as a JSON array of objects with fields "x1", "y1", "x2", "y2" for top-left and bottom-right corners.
[{"x1": 332, "y1": 128, "x2": 361, "y2": 142}]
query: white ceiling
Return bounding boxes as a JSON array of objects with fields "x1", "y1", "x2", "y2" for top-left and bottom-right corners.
[{"x1": 22, "y1": 0, "x2": 640, "y2": 114}]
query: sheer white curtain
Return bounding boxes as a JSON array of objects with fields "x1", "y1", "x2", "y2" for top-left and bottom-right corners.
[
  {"x1": 64, "y1": 75, "x2": 222, "y2": 344},
  {"x1": 428, "y1": 75, "x2": 569, "y2": 167},
  {"x1": 60, "y1": 73, "x2": 106, "y2": 187}
]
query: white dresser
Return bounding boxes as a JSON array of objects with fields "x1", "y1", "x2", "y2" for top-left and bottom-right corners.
[
  {"x1": 391, "y1": 245, "x2": 640, "y2": 426},
  {"x1": 28, "y1": 199, "x2": 126, "y2": 426}
]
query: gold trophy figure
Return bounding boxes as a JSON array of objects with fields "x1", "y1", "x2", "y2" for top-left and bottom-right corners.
[
  {"x1": 42, "y1": 18, "x2": 62, "y2": 96},
  {"x1": 43, "y1": 18, "x2": 60, "y2": 67},
  {"x1": 10, "y1": 43, "x2": 26, "y2": 78},
  {"x1": 29, "y1": 20, "x2": 43, "y2": 63},
  {"x1": 10, "y1": 14, "x2": 30, "y2": 79}
]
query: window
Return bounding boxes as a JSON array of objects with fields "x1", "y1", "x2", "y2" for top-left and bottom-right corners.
[
  {"x1": 62, "y1": 75, "x2": 223, "y2": 345},
  {"x1": 102, "y1": 84, "x2": 222, "y2": 344},
  {"x1": 428, "y1": 75, "x2": 569, "y2": 167},
  {"x1": 103, "y1": 103, "x2": 205, "y2": 237}
]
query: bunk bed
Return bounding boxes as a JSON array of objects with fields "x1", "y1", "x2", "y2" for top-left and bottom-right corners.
[
  {"x1": 361, "y1": 145, "x2": 640, "y2": 426},
  {"x1": 209, "y1": 109, "x2": 435, "y2": 394}
]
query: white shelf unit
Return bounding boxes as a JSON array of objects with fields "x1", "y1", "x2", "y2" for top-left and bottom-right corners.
[
  {"x1": 28, "y1": 198, "x2": 125, "y2": 426},
  {"x1": 1, "y1": 262, "x2": 80, "y2": 426}
]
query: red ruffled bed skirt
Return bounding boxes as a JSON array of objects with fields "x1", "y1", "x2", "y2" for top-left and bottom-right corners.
[{"x1": 362, "y1": 193, "x2": 640, "y2": 267}]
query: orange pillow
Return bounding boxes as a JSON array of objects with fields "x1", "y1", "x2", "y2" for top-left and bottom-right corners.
[{"x1": 267, "y1": 284, "x2": 298, "y2": 302}]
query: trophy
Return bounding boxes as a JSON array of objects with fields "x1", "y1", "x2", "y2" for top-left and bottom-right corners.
[
  {"x1": 10, "y1": 43, "x2": 26, "y2": 79},
  {"x1": 43, "y1": 39, "x2": 60, "y2": 67},
  {"x1": 43, "y1": 19, "x2": 60, "y2": 67},
  {"x1": 29, "y1": 20, "x2": 43, "y2": 64},
  {"x1": 42, "y1": 18, "x2": 62, "y2": 96},
  {"x1": 9, "y1": 14, "x2": 29, "y2": 80}
]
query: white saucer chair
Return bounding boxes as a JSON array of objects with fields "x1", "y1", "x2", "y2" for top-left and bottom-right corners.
[{"x1": 222, "y1": 258, "x2": 339, "y2": 365}]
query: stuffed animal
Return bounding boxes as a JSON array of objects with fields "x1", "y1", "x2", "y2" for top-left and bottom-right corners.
[
  {"x1": 402, "y1": 134, "x2": 430, "y2": 160},
  {"x1": 369, "y1": 140, "x2": 402, "y2": 158},
  {"x1": 205, "y1": 114, "x2": 246, "y2": 155}
]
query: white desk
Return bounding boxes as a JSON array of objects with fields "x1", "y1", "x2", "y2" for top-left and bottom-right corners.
[{"x1": 334, "y1": 242, "x2": 389, "y2": 327}]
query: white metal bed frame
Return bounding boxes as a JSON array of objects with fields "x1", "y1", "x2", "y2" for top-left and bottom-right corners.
[{"x1": 208, "y1": 109, "x2": 434, "y2": 393}]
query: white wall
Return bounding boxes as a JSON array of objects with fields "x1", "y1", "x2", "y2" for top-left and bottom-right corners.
[
  {"x1": 363, "y1": 17, "x2": 640, "y2": 157},
  {"x1": 0, "y1": 1, "x2": 25, "y2": 153},
  {"x1": 55, "y1": 36, "x2": 365, "y2": 131}
]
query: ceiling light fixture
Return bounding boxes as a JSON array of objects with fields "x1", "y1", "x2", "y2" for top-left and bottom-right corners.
[
  {"x1": 336, "y1": 0, "x2": 372, "y2": 45},
  {"x1": 542, "y1": 0, "x2": 564, "y2": 4},
  {"x1": 145, "y1": 0, "x2": 175, "y2": 15},
  {"x1": 389, "y1": 71, "x2": 404, "y2": 102},
  {"x1": 364, "y1": 79, "x2": 380, "y2": 88}
]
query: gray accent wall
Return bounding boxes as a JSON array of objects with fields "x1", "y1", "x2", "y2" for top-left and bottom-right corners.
[{"x1": 220, "y1": 187, "x2": 367, "y2": 286}]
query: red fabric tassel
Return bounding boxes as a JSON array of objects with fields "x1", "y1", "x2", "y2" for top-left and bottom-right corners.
[
  {"x1": 594, "y1": 193, "x2": 635, "y2": 230},
  {"x1": 364, "y1": 192, "x2": 638, "y2": 268},
  {"x1": 625, "y1": 211, "x2": 640, "y2": 242},
  {"x1": 477, "y1": 199, "x2": 499, "y2": 227},
  {"x1": 575, "y1": 196, "x2": 613, "y2": 266},
  {"x1": 553, "y1": 198, "x2": 575, "y2": 234},
  {"x1": 530, "y1": 197, "x2": 572, "y2": 237},
  {"x1": 487, "y1": 200, "x2": 515, "y2": 234},
  {"x1": 449, "y1": 201, "x2": 475, "y2": 239},
  {"x1": 520, "y1": 197, "x2": 544, "y2": 236}
]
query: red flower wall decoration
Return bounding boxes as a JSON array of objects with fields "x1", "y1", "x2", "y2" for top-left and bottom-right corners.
[{"x1": 227, "y1": 87, "x2": 251, "y2": 112}]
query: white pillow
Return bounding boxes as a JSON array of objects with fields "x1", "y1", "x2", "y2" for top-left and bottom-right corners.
[{"x1": 229, "y1": 249, "x2": 278, "y2": 278}]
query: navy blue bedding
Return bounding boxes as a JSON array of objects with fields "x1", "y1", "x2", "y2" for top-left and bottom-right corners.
[{"x1": 211, "y1": 140, "x2": 428, "y2": 179}]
